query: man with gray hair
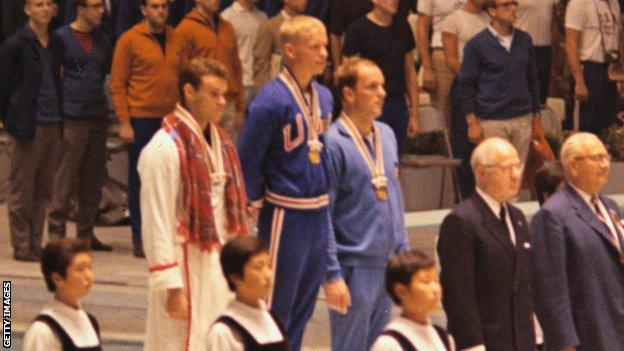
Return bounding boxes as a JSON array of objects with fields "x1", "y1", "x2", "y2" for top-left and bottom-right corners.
[
  {"x1": 531, "y1": 133, "x2": 624, "y2": 351},
  {"x1": 437, "y1": 137, "x2": 535, "y2": 351}
]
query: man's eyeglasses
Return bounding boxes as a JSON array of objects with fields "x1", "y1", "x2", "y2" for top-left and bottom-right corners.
[
  {"x1": 494, "y1": 1, "x2": 518, "y2": 9},
  {"x1": 573, "y1": 153, "x2": 611, "y2": 163},
  {"x1": 482, "y1": 163, "x2": 522, "y2": 174}
]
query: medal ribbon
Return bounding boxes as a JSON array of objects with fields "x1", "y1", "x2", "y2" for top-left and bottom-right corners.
[
  {"x1": 278, "y1": 68, "x2": 323, "y2": 152},
  {"x1": 174, "y1": 105, "x2": 225, "y2": 180},
  {"x1": 339, "y1": 113, "x2": 387, "y2": 190}
]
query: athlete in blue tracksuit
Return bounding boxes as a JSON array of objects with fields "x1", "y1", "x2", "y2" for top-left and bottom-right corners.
[
  {"x1": 237, "y1": 18, "x2": 333, "y2": 348},
  {"x1": 325, "y1": 58, "x2": 409, "y2": 351},
  {"x1": 238, "y1": 72, "x2": 333, "y2": 351}
]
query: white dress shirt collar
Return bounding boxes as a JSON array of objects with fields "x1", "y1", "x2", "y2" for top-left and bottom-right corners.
[
  {"x1": 476, "y1": 187, "x2": 502, "y2": 218},
  {"x1": 476, "y1": 187, "x2": 516, "y2": 245},
  {"x1": 487, "y1": 23, "x2": 515, "y2": 51},
  {"x1": 568, "y1": 182, "x2": 594, "y2": 209}
]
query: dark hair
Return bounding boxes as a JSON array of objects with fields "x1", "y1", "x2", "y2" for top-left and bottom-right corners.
[
  {"x1": 177, "y1": 57, "x2": 228, "y2": 107},
  {"x1": 481, "y1": 0, "x2": 496, "y2": 11},
  {"x1": 385, "y1": 249, "x2": 436, "y2": 304},
  {"x1": 41, "y1": 238, "x2": 91, "y2": 292},
  {"x1": 534, "y1": 161, "x2": 564, "y2": 206},
  {"x1": 142, "y1": 0, "x2": 167, "y2": 7},
  {"x1": 72, "y1": 0, "x2": 91, "y2": 10},
  {"x1": 334, "y1": 56, "x2": 378, "y2": 100},
  {"x1": 220, "y1": 236, "x2": 268, "y2": 291}
]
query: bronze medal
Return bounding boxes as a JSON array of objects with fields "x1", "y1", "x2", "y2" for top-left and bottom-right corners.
[
  {"x1": 309, "y1": 150, "x2": 321, "y2": 165},
  {"x1": 376, "y1": 186, "x2": 388, "y2": 202}
]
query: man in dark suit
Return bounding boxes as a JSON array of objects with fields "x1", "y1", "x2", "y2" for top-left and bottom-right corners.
[
  {"x1": 531, "y1": 132, "x2": 624, "y2": 351},
  {"x1": 437, "y1": 137, "x2": 535, "y2": 351}
]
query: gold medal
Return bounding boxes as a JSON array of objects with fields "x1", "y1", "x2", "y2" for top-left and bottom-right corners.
[
  {"x1": 309, "y1": 150, "x2": 321, "y2": 165},
  {"x1": 376, "y1": 186, "x2": 388, "y2": 201},
  {"x1": 280, "y1": 69, "x2": 324, "y2": 168}
]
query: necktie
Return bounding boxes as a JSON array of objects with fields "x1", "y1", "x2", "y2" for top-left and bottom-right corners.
[
  {"x1": 591, "y1": 196, "x2": 621, "y2": 249},
  {"x1": 499, "y1": 205, "x2": 511, "y2": 243}
]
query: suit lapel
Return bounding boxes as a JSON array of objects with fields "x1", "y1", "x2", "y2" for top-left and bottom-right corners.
[
  {"x1": 599, "y1": 195, "x2": 624, "y2": 261},
  {"x1": 600, "y1": 195, "x2": 624, "y2": 241},
  {"x1": 473, "y1": 194, "x2": 516, "y2": 257},
  {"x1": 566, "y1": 186, "x2": 623, "y2": 254},
  {"x1": 509, "y1": 206, "x2": 530, "y2": 290},
  {"x1": 509, "y1": 208, "x2": 528, "y2": 245}
]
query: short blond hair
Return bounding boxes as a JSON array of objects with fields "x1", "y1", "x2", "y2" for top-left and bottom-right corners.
[
  {"x1": 279, "y1": 15, "x2": 326, "y2": 46},
  {"x1": 334, "y1": 57, "x2": 379, "y2": 100}
]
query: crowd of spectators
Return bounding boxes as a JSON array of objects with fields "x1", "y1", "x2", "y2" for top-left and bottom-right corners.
[
  {"x1": 3, "y1": 0, "x2": 624, "y2": 252},
  {"x1": 3, "y1": 0, "x2": 624, "y2": 350}
]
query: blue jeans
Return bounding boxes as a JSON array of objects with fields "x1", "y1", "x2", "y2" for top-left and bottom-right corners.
[
  {"x1": 377, "y1": 95, "x2": 409, "y2": 158},
  {"x1": 128, "y1": 117, "x2": 162, "y2": 245}
]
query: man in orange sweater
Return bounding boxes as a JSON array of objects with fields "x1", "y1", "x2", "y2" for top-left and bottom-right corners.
[
  {"x1": 109, "y1": 0, "x2": 177, "y2": 258},
  {"x1": 166, "y1": 0, "x2": 245, "y2": 142}
]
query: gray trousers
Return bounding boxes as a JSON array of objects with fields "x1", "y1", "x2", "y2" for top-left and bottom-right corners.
[
  {"x1": 48, "y1": 119, "x2": 109, "y2": 238},
  {"x1": 7, "y1": 124, "x2": 62, "y2": 256},
  {"x1": 480, "y1": 113, "x2": 533, "y2": 164}
]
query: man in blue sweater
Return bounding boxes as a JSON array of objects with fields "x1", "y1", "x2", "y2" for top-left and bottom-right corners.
[
  {"x1": 324, "y1": 57, "x2": 409, "y2": 351},
  {"x1": 48, "y1": 0, "x2": 113, "y2": 251},
  {"x1": 459, "y1": 0, "x2": 540, "y2": 164}
]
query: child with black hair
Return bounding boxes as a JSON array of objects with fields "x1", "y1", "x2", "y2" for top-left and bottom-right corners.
[
  {"x1": 23, "y1": 238, "x2": 101, "y2": 351},
  {"x1": 207, "y1": 236, "x2": 289, "y2": 350},
  {"x1": 371, "y1": 249, "x2": 454, "y2": 351}
]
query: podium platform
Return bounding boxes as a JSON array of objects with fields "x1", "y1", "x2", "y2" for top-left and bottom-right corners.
[{"x1": 3, "y1": 195, "x2": 624, "y2": 350}]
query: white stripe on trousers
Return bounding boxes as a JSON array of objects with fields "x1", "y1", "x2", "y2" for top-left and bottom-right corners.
[{"x1": 267, "y1": 208, "x2": 285, "y2": 308}]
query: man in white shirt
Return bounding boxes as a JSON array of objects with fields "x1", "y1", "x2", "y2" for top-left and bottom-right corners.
[
  {"x1": 138, "y1": 57, "x2": 249, "y2": 351},
  {"x1": 437, "y1": 137, "x2": 535, "y2": 351},
  {"x1": 515, "y1": 0, "x2": 557, "y2": 104},
  {"x1": 565, "y1": 0, "x2": 621, "y2": 134},
  {"x1": 417, "y1": 0, "x2": 465, "y2": 127},
  {"x1": 221, "y1": 0, "x2": 267, "y2": 103},
  {"x1": 440, "y1": 0, "x2": 489, "y2": 198}
]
